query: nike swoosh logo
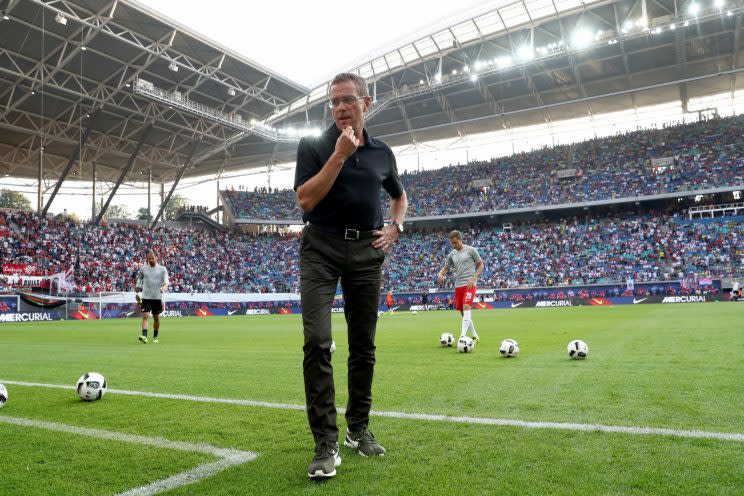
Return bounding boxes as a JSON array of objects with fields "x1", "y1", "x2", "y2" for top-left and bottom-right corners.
[
  {"x1": 228, "y1": 310, "x2": 237, "y2": 315},
  {"x1": 592, "y1": 298, "x2": 603, "y2": 304},
  {"x1": 79, "y1": 311, "x2": 89, "y2": 318},
  {"x1": 633, "y1": 298, "x2": 647, "y2": 304},
  {"x1": 391, "y1": 306, "x2": 399, "y2": 311},
  {"x1": 125, "y1": 312, "x2": 134, "y2": 317},
  {"x1": 198, "y1": 309, "x2": 207, "y2": 315},
  {"x1": 510, "y1": 302, "x2": 523, "y2": 308}
]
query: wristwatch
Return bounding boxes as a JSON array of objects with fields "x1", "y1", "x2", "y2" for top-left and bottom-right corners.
[{"x1": 391, "y1": 221, "x2": 404, "y2": 234}]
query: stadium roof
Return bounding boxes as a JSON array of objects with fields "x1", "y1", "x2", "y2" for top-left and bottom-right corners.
[
  {"x1": 0, "y1": 0, "x2": 307, "y2": 183},
  {"x1": 0, "y1": 0, "x2": 742, "y2": 185}
]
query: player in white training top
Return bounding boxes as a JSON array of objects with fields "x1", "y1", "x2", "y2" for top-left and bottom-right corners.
[
  {"x1": 135, "y1": 251, "x2": 169, "y2": 344},
  {"x1": 437, "y1": 230, "x2": 484, "y2": 342}
]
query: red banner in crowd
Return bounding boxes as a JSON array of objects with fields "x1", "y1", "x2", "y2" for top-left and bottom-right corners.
[{"x1": 2, "y1": 263, "x2": 39, "y2": 275}]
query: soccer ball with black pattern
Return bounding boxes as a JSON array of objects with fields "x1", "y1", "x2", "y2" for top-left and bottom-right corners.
[
  {"x1": 457, "y1": 336, "x2": 475, "y2": 353},
  {"x1": 76, "y1": 372, "x2": 107, "y2": 401},
  {"x1": 440, "y1": 332, "x2": 454, "y2": 347},
  {"x1": 567, "y1": 340, "x2": 589, "y2": 359},
  {"x1": 330, "y1": 340, "x2": 336, "y2": 354},
  {"x1": 499, "y1": 339, "x2": 520, "y2": 358},
  {"x1": 0, "y1": 383, "x2": 7, "y2": 408}
]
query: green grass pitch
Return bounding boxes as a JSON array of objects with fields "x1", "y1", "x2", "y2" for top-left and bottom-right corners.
[{"x1": 1, "y1": 303, "x2": 743, "y2": 495}]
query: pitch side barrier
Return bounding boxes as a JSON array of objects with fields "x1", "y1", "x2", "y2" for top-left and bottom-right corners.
[
  {"x1": 386, "y1": 279, "x2": 725, "y2": 312},
  {"x1": 395, "y1": 294, "x2": 732, "y2": 312},
  {"x1": 0, "y1": 286, "x2": 733, "y2": 323},
  {"x1": 0, "y1": 292, "x2": 304, "y2": 322}
]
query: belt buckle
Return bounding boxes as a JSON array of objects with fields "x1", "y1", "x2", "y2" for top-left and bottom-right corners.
[{"x1": 344, "y1": 229, "x2": 360, "y2": 240}]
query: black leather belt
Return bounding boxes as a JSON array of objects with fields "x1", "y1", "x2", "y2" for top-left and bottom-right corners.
[{"x1": 307, "y1": 223, "x2": 380, "y2": 240}]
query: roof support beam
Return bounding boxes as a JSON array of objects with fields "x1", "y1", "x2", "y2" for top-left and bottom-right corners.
[
  {"x1": 675, "y1": 22, "x2": 689, "y2": 112},
  {"x1": 95, "y1": 124, "x2": 152, "y2": 225},
  {"x1": 730, "y1": 14, "x2": 742, "y2": 100},
  {"x1": 151, "y1": 141, "x2": 198, "y2": 228},
  {"x1": 376, "y1": 67, "x2": 744, "y2": 140},
  {"x1": 27, "y1": 0, "x2": 295, "y2": 108},
  {"x1": 41, "y1": 111, "x2": 98, "y2": 217}
]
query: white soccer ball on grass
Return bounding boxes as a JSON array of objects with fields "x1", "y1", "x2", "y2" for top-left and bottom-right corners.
[
  {"x1": 499, "y1": 339, "x2": 520, "y2": 358},
  {"x1": 440, "y1": 332, "x2": 455, "y2": 347},
  {"x1": 0, "y1": 383, "x2": 7, "y2": 408},
  {"x1": 567, "y1": 340, "x2": 589, "y2": 359},
  {"x1": 457, "y1": 336, "x2": 475, "y2": 353},
  {"x1": 76, "y1": 372, "x2": 107, "y2": 401}
]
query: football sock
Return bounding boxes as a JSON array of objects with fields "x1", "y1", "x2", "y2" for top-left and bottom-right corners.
[
  {"x1": 469, "y1": 319, "x2": 478, "y2": 339},
  {"x1": 153, "y1": 330, "x2": 158, "y2": 338},
  {"x1": 142, "y1": 329, "x2": 147, "y2": 337},
  {"x1": 460, "y1": 310, "x2": 471, "y2": 337}
]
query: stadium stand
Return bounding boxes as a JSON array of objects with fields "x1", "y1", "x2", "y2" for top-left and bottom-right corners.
[
  {"x1": 2, "y1": 208, "x2": 741, "y2": 294},
  {"x1": 221, "y1": 115, "x2": 744, "y2": 219}
]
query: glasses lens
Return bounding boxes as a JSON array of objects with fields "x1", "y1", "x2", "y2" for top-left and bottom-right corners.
[{"x1": 328, "y1": 96, "x2": 362, "y2": 108}]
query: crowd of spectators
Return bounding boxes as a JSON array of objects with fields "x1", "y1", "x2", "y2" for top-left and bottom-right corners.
[
  {"x1": 221, "y1": 114, "x2": 744, "y2": 219},
  {"x1": 0, "y1": 210, "x2": 300, "y2": 294},
  {"x1": 382, "y1": 213, "x2": 743, "y2": 291},
  {"x1": 1, "y1": 208, "x2": 741, "y2": 294},
  {"x1": 222, "y1": 188, "x2": 298, "y2": 220},
  {"x1": 178, "y1": 205, "x2": 210, "y2": 215}
]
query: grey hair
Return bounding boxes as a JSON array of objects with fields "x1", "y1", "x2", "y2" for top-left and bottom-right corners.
[{"x1": 330, "y1": 72, "x2": 368, "y2": 97}]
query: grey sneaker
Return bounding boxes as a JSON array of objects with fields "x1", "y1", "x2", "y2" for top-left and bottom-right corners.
[
  {"x1": 307, "y1": 440, "x2": 341, "y2": 478},
  {"x1": 344, "y1": 428, "x2": 386, "y2": 457}
]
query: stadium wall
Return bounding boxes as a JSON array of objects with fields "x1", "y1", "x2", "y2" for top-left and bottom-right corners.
[{"x1": 0, "y1": 280, "x2": 737, "y2": 322}]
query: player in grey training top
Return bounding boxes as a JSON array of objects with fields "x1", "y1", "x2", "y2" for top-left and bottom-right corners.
[
  {"x1": 135, "y1": 251, "x2": 169, "y2": 344},
  {"x1": 437, "y1": 231, "x2": 484, "y2": 342}
]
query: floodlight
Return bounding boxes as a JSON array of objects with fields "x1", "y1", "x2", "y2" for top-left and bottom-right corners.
[
  {"x1": 54, "y1": 13, "x2": 67, "y2": 25},
  {"x1": 227, "y1": 87, "x2": 236, "y2": 96},
  {"x1": 571, "y1": 29, "x2": 593, "y2": 49},
  {"x1": 168, "y1": 62, "x2": 178, "y2": 72},
  {"x1": 493, "y1": 56, "x2": 511, "y2": 69},
  {"x1": 688, "y1": 2, "x2": 700, "y2": 15},
  {"x1": 516, "y1": 45, "x2": 534, "y2": 61}
]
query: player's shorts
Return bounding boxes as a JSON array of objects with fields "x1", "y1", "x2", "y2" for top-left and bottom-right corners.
[
  {"x1": 454, "y1": 285, "x2": 477, "y2": 311},
  {"x1": 140, "y1": 299, "x2": 163, "y2": 315}
]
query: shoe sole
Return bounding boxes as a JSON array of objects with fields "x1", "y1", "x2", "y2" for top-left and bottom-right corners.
[
  {"x1": 138, "y1": 338, "x2": 147, "y2": 344},
  {"x1": 308, "y1": 469, "x2": 336, "y2": 478},
  {"x1": 307, "y1": 454, "x2": 341, "y2": 479}
]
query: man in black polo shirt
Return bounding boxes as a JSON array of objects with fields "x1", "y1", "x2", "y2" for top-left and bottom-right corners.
[{"x1": 294, "y1": 72, "x2": 408, "y2": 479}]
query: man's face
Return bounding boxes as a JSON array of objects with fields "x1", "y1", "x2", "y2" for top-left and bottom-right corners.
[
  {"x1": 147, "y1": 253, "x2": 157, "y2": 266},
  {"x1": 449, "y1": 236, "x2": 463, "y2": 250},
  {"x1": 329, "y1": 80, "x2": 370, "y2": 133}
]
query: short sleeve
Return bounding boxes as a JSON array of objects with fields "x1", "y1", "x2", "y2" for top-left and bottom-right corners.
[
  {"x1": 382, "y1": 147, "x2": 404, "y2": 199},
  {"x1": 294, "y1": 137, "x2": 321, "y2": 191}
]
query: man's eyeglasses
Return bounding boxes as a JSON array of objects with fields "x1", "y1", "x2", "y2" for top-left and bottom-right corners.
[{"x1": 327, "y1": 96, "x2": 366, "y2": 108}]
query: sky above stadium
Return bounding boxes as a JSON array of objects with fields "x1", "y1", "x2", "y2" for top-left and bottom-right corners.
[{"x1": 139, "y1": 0, "x2": 500, "y2": 88}]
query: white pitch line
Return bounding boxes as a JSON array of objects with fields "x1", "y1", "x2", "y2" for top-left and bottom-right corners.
[
  {"x1": 0, "y1": 416, "x2": 258, "y2": 496},
  {"x1": 1, "y1": 379, "x2": 305, "y2": 411},
  {"x1": 4, "y1": 379, "x2": 744, "y2": 443}
]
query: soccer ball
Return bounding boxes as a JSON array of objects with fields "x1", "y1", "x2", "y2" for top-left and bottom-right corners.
[
  {"x1": 440, "y1": 332, "x2": 454, "y2": 347},
  {"x1": 330, "y1": 340, "x2": 336, "y2": 354},
  {"x1": 411, "y1": 310, "x2": 417, "y2": 315},
  {"x1": 457, "y1": 336, "x2": 475, "y2": 353},
  {"x1": 0, "y1": 383, "x2": 7, "y2": 408},
  {"x1": 499, "y1": 339, "x2": 520, "y2": 357},
  {"x1": 567, "y1": 340, "x2": 589, "y2": 359},
  {"x1": 76, "y1": 372, "x2": 107, "y2": 401}
]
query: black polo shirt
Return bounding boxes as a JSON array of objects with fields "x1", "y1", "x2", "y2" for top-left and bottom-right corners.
[{"x1": 294, "y1": 124, "x2": 404, "y2": 230}]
